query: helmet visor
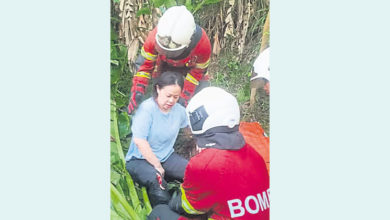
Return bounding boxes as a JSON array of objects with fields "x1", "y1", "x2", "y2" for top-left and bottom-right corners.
[{"x1": 155, "y1": 35, "x2": 187, "y2": 59}]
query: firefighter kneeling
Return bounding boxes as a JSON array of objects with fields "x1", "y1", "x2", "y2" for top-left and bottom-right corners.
[{"x1": 148, "y1": 87, "x2": 270, "y2": 220}]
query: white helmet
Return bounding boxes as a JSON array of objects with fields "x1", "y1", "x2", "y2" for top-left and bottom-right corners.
[
  {"x1": 155, "y1": 6, "x2": 196, "y2": 58},
  {"x1": 186, "y1": 87, "x2": 240, "y2": 135},
  {"x1": 252, "y1": 47, "x2": 270, "y2": 81}
]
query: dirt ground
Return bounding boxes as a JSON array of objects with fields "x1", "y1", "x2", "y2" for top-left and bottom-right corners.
[{"x1": 241, "y1": 88, "x2": 270, "y2": 135}]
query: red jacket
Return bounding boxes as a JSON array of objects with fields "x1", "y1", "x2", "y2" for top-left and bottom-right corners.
[
  {"x1": 134, "y1": 27, "x2": 211, "y2": 102},
  {"x1": 179, "y1": 144, "x2": 270, "y2": 220}
]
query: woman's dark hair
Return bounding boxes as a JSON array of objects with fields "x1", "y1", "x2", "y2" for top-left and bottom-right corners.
[{"x1": 152, "y1": 71, "x2": 184, "y2": 98}]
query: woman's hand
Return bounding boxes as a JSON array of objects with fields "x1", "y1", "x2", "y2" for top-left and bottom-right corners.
[
  {"x1": 154, "y1": 164, "x2": 166, "y2": 190},
  {"x1": 154, "y1": 164, "x2": 165, "y2": 177},
  {"x1": 133, "y1": 137, "x2": 165, "y2": 176}
]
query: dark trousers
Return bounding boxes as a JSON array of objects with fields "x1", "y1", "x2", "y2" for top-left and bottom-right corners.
[
  {"x1": 126, "y1": 153, "x2": 188, "y2": 207},
  {"x1": 147, "y1": 204, "x2": 209, "y2": 220},
  {"x1": 147, "y1": 204, "x2": 180, "y2": 220}
]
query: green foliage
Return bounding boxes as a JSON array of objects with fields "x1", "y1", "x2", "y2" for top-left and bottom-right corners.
[
  {"x1": 111, "y1": 101, "x2": 152, "y2": 219},
  {"x1": 247, "y1": 8, "x2": 269, "y2": 44},
  {"x1": 136, "y1": 7, "x2": 152, "y2": 17},
  {"x1": 111, "y1": 184, "x2": 140, "y2": 220},
  {"x1": 135, "y1": 0, "x2": 184, "y2": 17},
  {"x1": 153, "y1": 0, "x2": 166, "y2": 7},
  {"x1": 111, "y1": 6, "x2": 133, "y2": 142},
  {"x1": 164, "y1": 0, "x2": 178, "y2": 8},
  {"x1": 110, "y1": 27, "x2": 132, "y2": 111},
  {"x1": 111, "y1": 0, "x2": 133, "y2": 113},
  {"x1": 211, "y1": 56, "x2": 252, "y2": 105},
  {"x1": 236, "y1": 84, "x2": 250, "y2": 104},
  {"x1": 209, "y1": 49, "x2": 270, "y2": 135},
  {"x1": 191, "y1": 0, "x2": 222, "y2": 13},
  {"x1": 142, "y1": 0, "x2": 222, "y2": 14},
  {"x1": 118, "y1": 111, "x2": 131, "y2": 139}
]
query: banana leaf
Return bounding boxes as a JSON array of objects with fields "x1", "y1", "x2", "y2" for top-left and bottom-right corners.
[
  {"x1": 111, "y1": 101, "x2": 126, "y2": 168},
  {"x1": 111, "y1": 100, "x2": 152, "y2": 218},
  {"x1": 111, "y1": 207, "x2": 127, "y2": 220},
  {"x1": 111, "y1": 184, "x2": 141, "y2": 220}
]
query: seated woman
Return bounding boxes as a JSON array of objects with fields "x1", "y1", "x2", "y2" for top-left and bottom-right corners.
[{"x1": 125, "y1": 71, "x2": 189, "y2": 207}]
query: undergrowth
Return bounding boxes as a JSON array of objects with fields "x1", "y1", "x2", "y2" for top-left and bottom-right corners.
[{"x1": 208, "y1": 44, "x2": 269, "y2": 135}]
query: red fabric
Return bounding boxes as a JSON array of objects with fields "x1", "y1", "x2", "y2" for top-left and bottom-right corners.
[
  {"x1": 127, "y1": 92, "x2": 137, "y2": 113},
  {"x1": 135, "y1": 27, "x2": 211, "y2": 100},
  {"x1": 131, "y1": 76, "x2": 149, "y2": 94},
  {"x1": 181, "y1": 80, "x2": 197, "y2": 101},
  {"x1": 128, "y1": 76, "x2": 149, "y2": 113},
  {"x1": 137, "y1": 28, "x2": 159, "y2": 77},
  {"x1": 181, "y1": 144, "x2": 270, "y2": 220},
  {"x1": 239, "y1": 122, "x2": 270, "y2": 174}
]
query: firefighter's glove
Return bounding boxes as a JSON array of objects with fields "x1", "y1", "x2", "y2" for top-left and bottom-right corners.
[
  {"x1": 128, "y1": 92, "x2": 143, "y2": 115},
  {"x1": 178, "y1": 97, "x2": 188, "y2": 107}
]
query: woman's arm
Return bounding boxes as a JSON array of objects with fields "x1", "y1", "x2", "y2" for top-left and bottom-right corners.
[{"x1": 133, "y1": 137, "x2": 165, "y2": 176}]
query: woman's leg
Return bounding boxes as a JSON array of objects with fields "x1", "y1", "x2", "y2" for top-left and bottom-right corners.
[
  {"x1": 126, "y1": 158, "x2": 171, "y2": 207},
  {"x1": 162, "y1": 153, "x2": 189, "y2": 181}
]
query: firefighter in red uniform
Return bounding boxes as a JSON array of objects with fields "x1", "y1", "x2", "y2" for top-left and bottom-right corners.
[
  {"x1": 128, "y1": 5, "x2": 211, "y2": 114},
  {"x1": 147, "y1": 87, "x2": 270, "y2": 220}
]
